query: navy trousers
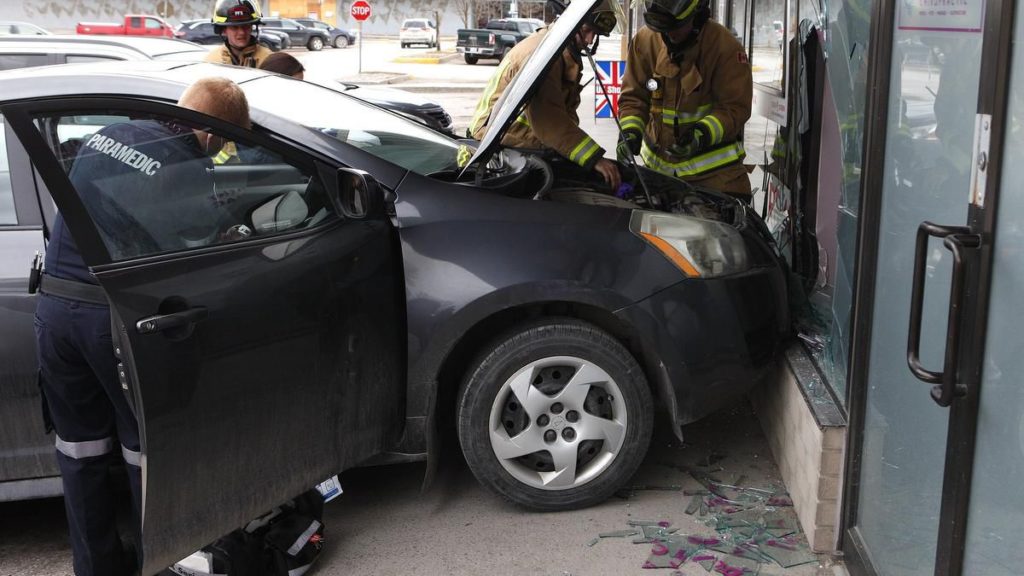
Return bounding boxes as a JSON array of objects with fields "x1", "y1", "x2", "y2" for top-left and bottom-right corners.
[{"x1": 35, "y1": 293, "x2": 142, "y2": 576}]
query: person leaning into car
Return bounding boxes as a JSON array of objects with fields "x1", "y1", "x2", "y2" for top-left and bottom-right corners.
[
  {"x1": 469, "y1": 0, "x2": 622, "y2": 190},
  {"x1": 205, "y1": 0, "x2": 272, "y2": 68},
  {"x1": 35, "y1": 77, "x2": 251, "y2": 576},
  {"x1": 617, "y1": 0, "x2": 753, "y2": 199}
]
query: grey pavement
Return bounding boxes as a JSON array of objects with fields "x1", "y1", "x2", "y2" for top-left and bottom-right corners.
[{"x1": 0, "y1": 402, "x2": 845, "y2": 576}]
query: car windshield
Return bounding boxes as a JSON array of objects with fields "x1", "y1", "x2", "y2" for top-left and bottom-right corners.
[{"x1": 243, "y1": 76, "x2": 466, "y2": 174}]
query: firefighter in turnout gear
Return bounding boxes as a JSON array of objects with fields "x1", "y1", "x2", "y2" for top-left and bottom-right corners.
[
  {"x1": 205, "y1": 0, "x2": 272, "y2": 68},
  {"x1": 470, "y1": 0, "x2": 622, "y2": 189},
  {"x1": 618, "y1": 0, "x2": 753, "y2": 198}
]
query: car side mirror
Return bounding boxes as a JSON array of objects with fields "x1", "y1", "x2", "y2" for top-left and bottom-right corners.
[{"x1": 335, "y1": 167, "x2": 391, "y2": 218}]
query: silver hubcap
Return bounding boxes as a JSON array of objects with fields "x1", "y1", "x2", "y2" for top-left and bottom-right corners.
[{"x1": 488, "y1": 356, "x2": 627, "y2": 490}]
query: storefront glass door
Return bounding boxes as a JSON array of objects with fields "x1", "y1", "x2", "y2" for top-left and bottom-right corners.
[{"x1": 848, "y1": 5, "x2": 983, "y2": 575}]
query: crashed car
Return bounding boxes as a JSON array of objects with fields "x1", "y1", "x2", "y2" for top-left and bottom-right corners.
[{"x1": 0, "y1": 0, "x2": 787, "y2": 571}]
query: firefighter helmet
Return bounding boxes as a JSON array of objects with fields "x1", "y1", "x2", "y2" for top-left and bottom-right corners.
[
  {"x1": 213, "y1": 0, "x2": 262, "y2": 31},
  {"x1": 642, "y1": 0, "x2": 707, "y2": 32},
  {"x1": 586, "y1": 0, "x2": 619, "y2": 36}
]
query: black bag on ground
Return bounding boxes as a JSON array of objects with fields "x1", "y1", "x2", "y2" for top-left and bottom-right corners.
[{"x1": 169, "y1": 489, "x2": 325, "y2": 576}]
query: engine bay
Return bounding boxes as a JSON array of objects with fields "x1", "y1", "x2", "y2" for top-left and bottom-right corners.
[{"x1": 434, "y1": 148, "x2": 745, "y2": 227}]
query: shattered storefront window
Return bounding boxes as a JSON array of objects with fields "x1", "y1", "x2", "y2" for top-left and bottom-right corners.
[
  {"x1": 589, "y1": 456, "x2": 820, "y2": 574},
  {"x1": 783, "y1": 0, "x2": 873, "y2": 408}
]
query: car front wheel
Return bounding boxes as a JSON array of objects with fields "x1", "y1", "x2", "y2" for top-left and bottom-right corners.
[
  {"x1": 334, "y1": 35, "x2": 349, "y2": 48},
  {"x1": 308, "y1": 36, "x2": 324, "y2": 51},
  {"x1": 457, "y1": 319, "x2": 653, "y2": 511}
]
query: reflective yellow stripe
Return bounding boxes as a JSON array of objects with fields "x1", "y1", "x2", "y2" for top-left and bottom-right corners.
[
  {"x1": 675, "y1": 0, "x2": 700, "y2": 22},
  {"x1": 621, "y1": 115, "x2": 645, "y2": 133},
  {"x1": 661, "y1": 104, "x2": 713, "y2": 126},
  {"x1": 640, "y1": 141, "x2": 745, "y2": 177},
  {"x1": 514, "y1": 113, "x2": 531, "y2": 127},
  {"x1": 469, "y1": 61, "x2": 514, "y2": 135},
  {"x1": 699, "y1": 115, "x2": 724, "y2": 145},
  {"x1": 570, "y1": 136, "x2": 600, "y2": 167}
]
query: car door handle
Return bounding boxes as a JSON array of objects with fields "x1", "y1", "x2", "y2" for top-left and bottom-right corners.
[
  {"x1": 906, "y1": 221, "x2": 981, "y2": 407},
  {"x1": 136, "y1": 307, "x2": 208, "y2": 335}
]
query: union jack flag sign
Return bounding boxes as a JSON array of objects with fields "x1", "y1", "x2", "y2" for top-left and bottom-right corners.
[{"x1": 594, "y1": 60, "x2": 626, "y2": 118}]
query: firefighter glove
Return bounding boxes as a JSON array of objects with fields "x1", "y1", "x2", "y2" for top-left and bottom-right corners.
[
  {"x1": 616, "y1": 128, "x2": 643, "y2": 162},
  {"x1": 668, "y1": 125, "x2": 708, "y2": 158}
]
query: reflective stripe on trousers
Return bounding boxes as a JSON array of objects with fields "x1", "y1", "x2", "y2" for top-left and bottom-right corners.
[{"x1": 55, "y1": 434, "x2": 114, "y2": 459}]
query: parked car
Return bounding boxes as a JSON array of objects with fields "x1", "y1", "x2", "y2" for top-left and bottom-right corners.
[
  {"x1": 260, "y1": 17, "x2": 330, "y2": 51},
  {"x1": 175, "y1": 18, "x2": 289, "y2": 51},
  {"x1": 326, "y1": 81, "x2": 454, "y2": 134},
  {"x1": 0, "y1": 36, "x2": 209, "y2": 71},
  {"x1": 0, "y1": 1, "x2": 786, "y2": 570},
  {"x1": 294, "y1": 17, "x2": 356, "y2": 48},
  {"x1": 400, "y1": 18, "x2": 437, "y2": 48},
  {"x1": 76, "y1": 14, "x2": 178, "y2": 38},
  {"x1": 456, "y1": 18, "x2": 541, "y2": 64},
  {"x1": 0, "y1": 21, "x2": 51, "y2": 35}
]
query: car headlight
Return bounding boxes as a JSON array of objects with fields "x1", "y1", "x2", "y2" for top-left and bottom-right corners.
[{"x1": 630, "y1": 211, "x2": 749, "y2": 278}]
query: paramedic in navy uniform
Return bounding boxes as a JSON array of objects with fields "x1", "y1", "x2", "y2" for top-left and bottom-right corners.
[{"x1": 34, "y1": 77, "x2": 251, "y2": 576}]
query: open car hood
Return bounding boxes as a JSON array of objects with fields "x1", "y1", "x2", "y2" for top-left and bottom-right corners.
[{"x1": 464, "y1": 0, "x2": 598, "y2": 170}]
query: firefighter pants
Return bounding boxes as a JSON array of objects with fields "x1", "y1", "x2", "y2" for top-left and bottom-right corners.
[{"x1": 34, "y1": 294, "x2": 142, "y2": 576}]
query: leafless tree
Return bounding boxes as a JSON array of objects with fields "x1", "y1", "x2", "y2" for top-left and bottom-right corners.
[{"x1": 453, "y1": 0, "x2": 474, "y2": 27}]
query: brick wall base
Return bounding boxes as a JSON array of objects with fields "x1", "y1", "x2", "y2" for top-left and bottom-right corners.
[{"x1": 750, "y1": 349, "x2": 846, "y2": 553}]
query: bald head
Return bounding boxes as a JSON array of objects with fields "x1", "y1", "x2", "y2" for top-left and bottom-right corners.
[{"x1": 178, "y1": 77, "x2": 251, "y2": 129}]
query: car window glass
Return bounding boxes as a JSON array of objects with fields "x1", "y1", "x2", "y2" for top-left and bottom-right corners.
[
  {"x1": 32, "y1": 110, "x2": 336, "y2": 261},
  {"x1": 131, "y1": 17, "x2": 142, "y2": 28},
  {"x1": 245, "y1": 76, "x2": 463, "y2": 175},
  {"x1": 0, "y1": 53, "x2": 49, "y2": 71},
  {"x1": 145, "y1": 18, "x2": 162, "y2": 29},
  {"x1": 0, "y1": 115, "x2": 15, "y2": 225},
  {"x1": 0, "y1": 25, "x2": 14, "y2": 34},
  {"x1": 66, "y1": 55, "x2": 122, "y2": 64}
]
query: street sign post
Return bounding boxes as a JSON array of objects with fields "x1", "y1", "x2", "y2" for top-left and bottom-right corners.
[{"x1": 351, "y1": 0, "x2": 371, "y2": 73}]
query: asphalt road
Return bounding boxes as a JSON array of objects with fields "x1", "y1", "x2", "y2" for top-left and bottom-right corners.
[{"x1": 0, "y1": 402, "x2": 836, "y2": 576}]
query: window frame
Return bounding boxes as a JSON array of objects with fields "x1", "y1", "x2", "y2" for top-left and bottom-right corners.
[{"x1": 0, "y1": 116, "x2": 45, "y2": 228}]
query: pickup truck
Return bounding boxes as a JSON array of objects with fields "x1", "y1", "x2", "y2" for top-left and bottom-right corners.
[
  {"x1": 455, "y1": 18, "x2": 543, "y2": 64},
  {"x1": 76, "y1": 14, "x2": 178, "y2": 37}
]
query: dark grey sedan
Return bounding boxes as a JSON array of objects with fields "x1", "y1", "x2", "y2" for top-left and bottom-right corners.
[
  {"x1": 0, "y1": 1, "x2": 787, "y2": 572},
  {"x1": 294, "y1": 18, "x2": 357, "y2": 48},
  {"x1": 260, "y1": 17, "x2": 330, "y2": 51}
]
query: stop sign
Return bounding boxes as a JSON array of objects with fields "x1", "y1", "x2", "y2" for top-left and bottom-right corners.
[{"x1": 351, "y1": 0, "x2": 371, "y2": 21}]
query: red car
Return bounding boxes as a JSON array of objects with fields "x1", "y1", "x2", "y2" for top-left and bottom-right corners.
[{"x1": 76, "y1": 14, "x2": 178, "y2": 38}]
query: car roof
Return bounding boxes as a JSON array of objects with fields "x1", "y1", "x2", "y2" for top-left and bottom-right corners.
[
  {"x1": 0, "y1": 61, "x2": 260, "y2": 97},
  {"x1": 0, "y1": 35, "x2": 207, "y2": 58}
]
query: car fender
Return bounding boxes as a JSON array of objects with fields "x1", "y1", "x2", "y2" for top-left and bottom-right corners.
[{"x1": 389, "y1": 171, "x2": 685, "y2": 463}]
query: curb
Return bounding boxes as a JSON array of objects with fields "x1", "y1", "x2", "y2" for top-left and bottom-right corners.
[
  {"x1": 398, "y1": 84, "x2": 487, "y2": 94},
  {"x1": 392, "y1": 52, "x2": 463, "y2": 65},
  {"x1": 337, "y1": 73, "x2": 410, "y2": 85}
]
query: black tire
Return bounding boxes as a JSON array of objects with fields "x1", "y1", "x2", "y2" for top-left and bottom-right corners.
[
  {"x1": 464, "y1": 54, "x2": 478, "y2": 65},
  {"x1": 307, "y1": 36, "x2": 324, "y2": 51},
  {"x1": 401, "y1": 42, "x2": 408, "y2": 48},
  {"x1": 457, "y1": 319, "x2": 653, "y2": 511},
  {"x1": 334, "y1": 35, "x2": 349, "y2": 48}
]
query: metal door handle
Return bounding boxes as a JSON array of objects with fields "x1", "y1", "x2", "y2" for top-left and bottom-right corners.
[
  {"x1": 136, "y1": 307, "x2": 208, "y2": 335},
  {"x1": 906, "y1": 222, "x2": 981, "y2": 407}
]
